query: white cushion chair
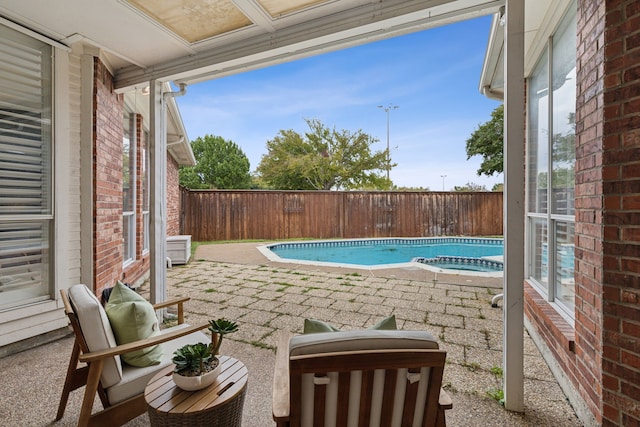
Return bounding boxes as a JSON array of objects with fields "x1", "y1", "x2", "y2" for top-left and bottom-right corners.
[
  {"x1": 273, "y1": 329, "x2": 452, "y2": 427},
  {"x1": 56, "y1": 284, "x2": 210, "y2": 427}
]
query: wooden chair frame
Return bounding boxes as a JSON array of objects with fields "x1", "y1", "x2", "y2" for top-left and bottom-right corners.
[
  {"x1": 56, "y1": 288, "x2": 208, "y2": 427},
  {"x1": 273, "y1": 333, "x2": 453, "y2": 427}
]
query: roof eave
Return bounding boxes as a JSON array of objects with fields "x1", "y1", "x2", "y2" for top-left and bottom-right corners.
[{"x1": 479, "y1": 12, "x2": 504, "y2": 101}]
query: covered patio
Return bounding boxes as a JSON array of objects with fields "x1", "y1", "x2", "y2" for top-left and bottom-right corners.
[{"x1": 0, "y1": 243, "x2": 580, "y2": 426}]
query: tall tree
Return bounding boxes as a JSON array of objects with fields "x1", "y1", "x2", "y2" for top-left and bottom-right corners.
[
  {"x1": 179, "y1": 135, "x2": 251, "y2": 189},
  {"x1": 256, "y1": 119, "x2": 391, "y2": 190},
  {"x1": 465, "y1": 104, "x2": 504, "y2": 177}
]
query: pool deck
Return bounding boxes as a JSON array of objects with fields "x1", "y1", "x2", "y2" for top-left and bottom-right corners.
[{"x1": 0, "y1": 242, "x2": 581, "y2": 426}]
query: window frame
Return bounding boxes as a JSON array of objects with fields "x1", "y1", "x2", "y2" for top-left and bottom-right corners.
[
  {"x1": 525, "y1": 4, "x2": 576, "y2": 324},
  {"x1": 142, "y1": 129, "x2": 150, "y2": 254},
  {"x1": 122, "y1": 111, "x2": 136, "y2": 266},
  {"x1": 0, "y1": 22, "x2": 55, "y2": 311}
]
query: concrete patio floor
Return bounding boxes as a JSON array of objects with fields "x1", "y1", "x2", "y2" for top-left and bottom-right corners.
[{"x1": 0, "y1": 242, "x2": 582, "y2": 426}]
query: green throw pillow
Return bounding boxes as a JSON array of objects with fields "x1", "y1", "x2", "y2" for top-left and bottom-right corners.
[
  {"x1": 368, "y1": 314, "x2": 397, "y2": 330},
  {"x1": 303, "y1": 318, "x2": 341, "y2": 334},
  {"x1": 105, "y1": 281, "x2": 163, "y2": 367},
  {"x1": 303, "y1": 315, "x2": 397, "y2": 334}
]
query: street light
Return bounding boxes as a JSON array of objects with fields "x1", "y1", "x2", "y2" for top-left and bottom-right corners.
[
  {"x1": 377, "y1": 104, "x2": 399, "y2": 181},
  {"x1": 441, "y1": 175, "x2": 447, "y2": 191}
]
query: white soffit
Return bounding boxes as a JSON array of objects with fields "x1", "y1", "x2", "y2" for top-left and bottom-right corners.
[
  {"x1": 0, "y1": 0, "x2": 504, "y2": 90},
  {"x1": 115, "y1": 0, "x2": 505, "y2": 89}
]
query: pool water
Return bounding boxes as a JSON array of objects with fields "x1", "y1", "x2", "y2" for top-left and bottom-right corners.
[{"x1": 263, "y1": 238, "x2": 504, "y2": 272}]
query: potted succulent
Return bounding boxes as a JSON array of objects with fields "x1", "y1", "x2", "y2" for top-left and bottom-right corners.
[{"x1": 172, "y1": 318, "x2": 239, "y2": 391}]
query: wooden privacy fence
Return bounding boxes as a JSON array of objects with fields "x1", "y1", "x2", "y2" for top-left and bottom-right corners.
[{"x1": 180, "y1": 189, "x2": 503, "y2": 242}]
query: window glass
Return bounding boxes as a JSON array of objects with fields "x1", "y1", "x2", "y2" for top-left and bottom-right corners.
[
  {"x1": 555, "y1": 221, "x2": 575, "y2": 312},
  {"x1": 142, "y1": 130, "x2": 149, "y2": 252},
  {"x1": 527, "y1": 48, "x2": 550, "y2": 214},
  {"x1": 551, "y1": 11, "x2": 577, "y2": 216},
  {"x1": 0, "y1": 23, "x2": 53, "y2": 309},
  {"x1": 529, "y1": 218, "x2": 548, "y2": 287},
  {"x1": 526, "y1": 3, "x2": 576, "y2": 320},
  {"x1": 123, "y1": 113, "x2": 135, "y2": 264}
]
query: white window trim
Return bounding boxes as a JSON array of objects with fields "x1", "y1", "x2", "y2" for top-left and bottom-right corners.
[
  {"x1": 123, "y1": 112, "x2": 137, "y2": 267},
  {"x1": 525, "y1": 4, "x2": 576, "y2": 326}
]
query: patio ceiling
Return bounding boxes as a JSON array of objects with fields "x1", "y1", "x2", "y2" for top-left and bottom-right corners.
[{"x1": 0, "y1": 0, "x2": 503, "y2": 90}]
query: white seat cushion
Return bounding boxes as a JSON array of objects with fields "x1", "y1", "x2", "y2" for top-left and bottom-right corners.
[
  {"x1": 106, "y1": 324, "x2": 210, "y2": 404},
  {"x1": 68, "y1": 284, "x2": 122, "y2": 388},
  {"x1": 289, "y1": 329, "x2": 439, "y2": 357}
]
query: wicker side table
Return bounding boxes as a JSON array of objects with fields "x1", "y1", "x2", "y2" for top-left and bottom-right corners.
[{"x1": 145, "y1": 356, "x2": 248, "y2": 427}]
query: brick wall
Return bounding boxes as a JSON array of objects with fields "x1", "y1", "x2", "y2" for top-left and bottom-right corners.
[
  {"x1": 599, "y1": 1, "x2": 640, "y2": 425},
  {"x1": 92, "y1": 60, "x2": 153, "y2": 292},
  {"x1": 167, "y1": 155, "x2": 181, "y2": 236},
  {"x1": 93, "y1": 59, "x2": 124, "y2": 297},
  {"x1": 574, "y1": 0, "x2": 606, "y2": 423}
]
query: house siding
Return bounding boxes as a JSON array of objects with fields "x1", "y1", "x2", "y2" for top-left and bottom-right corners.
[{"x1": 67, "y1": 51, "x2": 83, "y2": 284}]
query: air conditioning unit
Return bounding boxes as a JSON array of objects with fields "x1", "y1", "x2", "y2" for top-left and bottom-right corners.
[{"x1": 166, "y1": 235, "x2": 191, "y2": 265}]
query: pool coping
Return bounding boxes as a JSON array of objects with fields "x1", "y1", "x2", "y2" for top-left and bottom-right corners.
[{"x1": 257, "y1": 237, "x2": 504, "y2": 278}]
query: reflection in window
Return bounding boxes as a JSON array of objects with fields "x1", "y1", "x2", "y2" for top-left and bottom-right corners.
[
  {"x1": 527, "y1": 48, "x2": 549, "y2": 215},
  {"x1": 526, "y1": 3, "x2": 576, "y2": 320},
  {"x1": 529, "y1": 218, "x2": 548, "y2": 287},
  {"x1": 555, "y1": 222, "x2": 575, "y2": 312},
  {"x1": 142, "y1": 130, "x2": 150, "y2": 252},
  {"x1": 123, "y1": 113, "x2": 136, "y2": 264}
]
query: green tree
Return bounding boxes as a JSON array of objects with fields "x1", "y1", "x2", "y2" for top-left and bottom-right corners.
[
  {"x1": 179, "y1": 135, "x2": 251, "y2": 189},
  {"x1": 453, "y1": 182, "x2": 488, "y2": 192},
  {"x1": 466, "y1": 104, "x2": 504, "y2": 176},
  {"x1": 256, "y1": 119, "x2": 391, "y2": 190}
]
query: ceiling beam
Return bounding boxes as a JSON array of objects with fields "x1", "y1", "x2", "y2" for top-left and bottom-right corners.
[{"x1": 114, "y1": 0, "x2": 504, "y2": 89}]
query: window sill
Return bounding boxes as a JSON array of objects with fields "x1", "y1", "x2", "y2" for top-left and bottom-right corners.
[{"x1": 524, "y1": 282, "x2": 575, "y2": 352}]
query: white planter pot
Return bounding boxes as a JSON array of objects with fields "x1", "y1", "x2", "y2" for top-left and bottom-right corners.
[{"x1": 172, "y1": 358, "x2": 221, "y2": 391}]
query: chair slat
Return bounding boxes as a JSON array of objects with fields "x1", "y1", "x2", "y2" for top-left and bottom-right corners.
[
  {"x1": 402, "y1": 368, "x2": 420, "y2": 426},
  {"x1": 380, "y1": 369, "x2": 398, "y2": 426},
  {"x1": 313, "y1": 373, "x2": 327, "y2": 427},
  {"x1": 336, "y1": 371, "x2": 351, "y2": 427},
  {"x1": 358, "y1": 370, "x2": 374, "y2": 427}
]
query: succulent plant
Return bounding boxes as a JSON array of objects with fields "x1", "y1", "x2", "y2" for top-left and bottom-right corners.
[
  {"x1": 208, "y1": 318, "x2": 239, "y2": 355},
  {"x1": 172, "y1": 318, "x2": 239, "y2": 376},
  {"x1": 172, "y1": 342, "x2": 213, "y2": 376}
]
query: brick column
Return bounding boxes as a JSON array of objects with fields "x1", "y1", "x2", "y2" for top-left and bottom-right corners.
[{"x1": 598, "y1": 1, "x2": 640, "y2": 425}]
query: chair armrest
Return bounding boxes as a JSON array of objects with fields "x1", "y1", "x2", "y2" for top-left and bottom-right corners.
[
  {"x1": 272, "y1": 331, "x2": 293, "y2": 421},
  {"x1": 152, "y1": 297, "x2": 190, "y2": 324},
  {"x1": 152, "y1": 297, "x2": 189, "y2": 310},
  {"x1": 79, "y1": 323, "x2": 208, "y2": 363},
  {"x1": 439, "y1": 388, "x2": 453, "y2": 410}
]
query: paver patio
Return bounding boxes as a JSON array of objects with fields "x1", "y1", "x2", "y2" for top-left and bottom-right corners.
[{"x1": 0, "y1": 243, "x2": 582, "y2": 426}]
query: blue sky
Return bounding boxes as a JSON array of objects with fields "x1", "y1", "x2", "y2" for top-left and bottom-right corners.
[{"x1": 176, "y1": 15, "x2": 503, "y2": 191}]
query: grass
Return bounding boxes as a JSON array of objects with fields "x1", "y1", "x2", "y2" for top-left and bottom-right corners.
[{"x1": 487, "y1": 388, "x2": 505, "y2": 406}]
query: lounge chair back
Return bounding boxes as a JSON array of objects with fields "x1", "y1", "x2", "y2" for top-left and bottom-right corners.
[{"x1": 273, "y1": 330, "x2": 452, "y2": 427}]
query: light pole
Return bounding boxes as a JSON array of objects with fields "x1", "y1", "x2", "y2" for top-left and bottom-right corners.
[
  {"x1": 377, "y1": 104, "x2": 399, "y2": 181},
  {"x1": 441, "y1": 175, "x2": 447, "y2": 191}
]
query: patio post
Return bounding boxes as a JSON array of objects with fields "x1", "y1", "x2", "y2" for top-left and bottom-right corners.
[
  {"x1": 149, "y1": 79, "x2": 167, "y2": 306},
  {"x1": 503, "y1": 0, "x2": 525, "y2": 412}
]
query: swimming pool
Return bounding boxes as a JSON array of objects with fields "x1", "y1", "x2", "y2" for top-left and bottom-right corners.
[{"x1": 258, "y1": 237, "x2": 504, "y2": 276}]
